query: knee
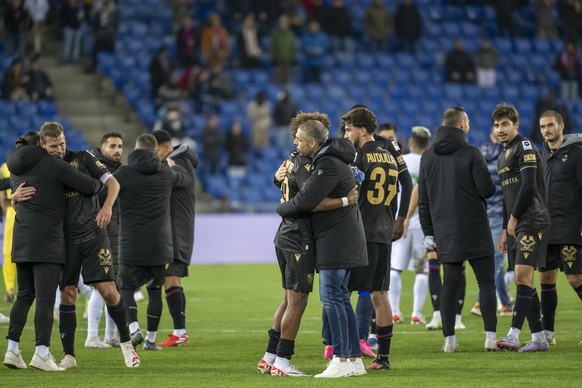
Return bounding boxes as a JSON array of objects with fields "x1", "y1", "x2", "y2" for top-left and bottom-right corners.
[
  {"x1": 60, "y1": 286, "x2": 78, "y2": 305},
  {"x1": 96, "y1": 282, "x2": 119, "y2": 305},
  {"x1": 567, "y1": 275, "x2": 582, "y2": 289}
]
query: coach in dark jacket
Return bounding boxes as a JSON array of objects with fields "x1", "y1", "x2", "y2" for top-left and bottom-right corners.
[
  {"x1": 113, "y1": 134, "x2": 191, "y2": 346},
  {"x1": 277, "y1": 119, "x2": 367, "y2": 372},
  {"x1": 418, "y1": 107, "x2": 497, "y2": 352},
  {"x1": 6, "y1": 143, "x2": 101, "y2": 367}
]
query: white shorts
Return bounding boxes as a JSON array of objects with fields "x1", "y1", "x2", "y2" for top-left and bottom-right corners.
[{"x1": 391, "y1": 228, "x2": 427, "y2": 273}]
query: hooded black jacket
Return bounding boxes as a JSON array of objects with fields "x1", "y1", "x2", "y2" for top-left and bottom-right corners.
[
  {"x1": 418, "y1": 126, "x2": 495, "y2": 263},
  {"x1": 167, "y1": 144, "x2": 198, "y2": 264},
  {"x1": 541, "y1": 134, "x2": 582, "y2": 245},
  {"x1": 8, "y1": 146, "x2": 102, "y2": 264},
  {"x1": 114, "y1": 149, "x2": 192, "y2": 266},
  {"x1": 277, "y1": 138, "x2": 368, "y2": 270}
]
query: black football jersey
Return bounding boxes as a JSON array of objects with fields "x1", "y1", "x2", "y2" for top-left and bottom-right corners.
[
  {"x1": 355, "y1": 141, "x2": 399, "y2": 243},
  {"x1": 497, "y1": 135, "x2": 550, "y2": 231}
]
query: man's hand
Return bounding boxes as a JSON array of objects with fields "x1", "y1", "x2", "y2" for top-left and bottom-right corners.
[
  {"x1": 497, "y1": 229, "x2": 508, "y2": 253},
  {"x1": 95, "y1": 205, "x2": 112, "y2": 228},
  {"x1": 274, "y1": 161, "x2": 287, "y2": 183},
  {"x1": 507, "y1": 215, "x2": 518, "y2": 238},
  {"x1": 392, "y1": 217, "x2": 405, "y2": 241},
  {"x1": 347, "y1": 185, "x2": 358, "y2": 205},
  {"x1": 12, "y1": 182, "x2": 36, "y2": 205},
  {"x1": 167, "y1": 157, "x2": 176, "y2": 168},
  {"x1": 422, "y1": 235, "x2": 437, "y2": 250}
]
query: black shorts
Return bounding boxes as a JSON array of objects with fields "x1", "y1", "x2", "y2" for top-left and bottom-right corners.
[
  {"x1": 118, "y1": 264, "x2": 166, "y2": 290},
  {"x1": 276, "y1": 246, "x2": 315, "y2": 293},
  {"x1": 60, "y1": 230, "x2": 114, "y2": 290},
  {"x1": 507, "y1": 227, "x2": 549, "y2": 269},
  {"x1": 166, "y1": 261, "x2": 189, "y2": 278},
  {"x1": 539, "y1": 244, "x2": 582, "y2": 274},
  {"x1": 348, "y1": 242, "x2": 390, "y2": 292}
]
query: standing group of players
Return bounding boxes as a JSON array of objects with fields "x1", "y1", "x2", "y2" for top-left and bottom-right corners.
[{"x1": 258, "y1": 103, "x2": 582, "y2": 378}]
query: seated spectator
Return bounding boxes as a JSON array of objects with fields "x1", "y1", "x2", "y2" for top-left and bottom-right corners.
[
  {"x1": 302, "y1": 19, "x2": 328, "y2": 84},
  {"x1": 202, "y1": 113, "x2": 224, "y2": 176},
  {"x1": 445, "y1": 39, "x2": 476, "y2": 83},
  {"x1": 25, "y1": 54, "x2": 53, "y2": 100},
  {"x1": 273, "y1": 88, "x2": 298, "y2": 148},
  {"x1": 270, "y1": 14, "x2": 296, "y2": 84},
  {"x1": 176, "y1": 16, "x2": 198, "y2": 67},
  {"x1": 208, "y1": 64, "x2": 235, "y2": 100},
  {"x1": 155, "y1": 74, "x2": 183, "y2": 112},
  {"x1": 193, "y1": 68, "x2": 215, "y2": 113},
  {"x1": 555, "y1": 41, "x2": 581, "y2": 100},
  {"x1": 302, "y1": 0, "x2": 326, "y2": 25},
  {"x1": 149, "y1": 47, "x2": 173, "y2": 97},
  {"x1": 2, "y1": 58, "x2": 30, "y2": 101},
  {"x1": 225, "y1": 121, "x2": 250, "y2": 179},
  {"x1": 91, "y1": 0, "x2": 118, "y2": 70},
  {"x1": 474, "y1": 38, "x2": 500, "y2": 87},
  {"x1": 237, "y1": 14, "x2": 261, "y2": 69},
  {"x1": 324, "y1": 0, "x2": 352, "y2": 53},
  {"x1": 394, "y1": 0, "x2": 422, "y2": 52},
  {"x1": 247, "y1": 90, "x2": 272, "y2": 148},
  {"x1": 535, "y1": 0, "x2": 557, "y2": 39},
  {"x1": 201, "y1": 13, "x2": 231, "y2": 68},
  {"x1": 364, "y1": 0, "x2": 392, "y2": 52}
]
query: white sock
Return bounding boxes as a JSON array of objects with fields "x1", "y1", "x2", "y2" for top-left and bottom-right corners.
[
  {"x1": 444, "y1": 335, "x2": 456, "y2": 346},
  {"x1": 455, "y1": 314, "x2": 463, "y2": 322},
  {"x1": 263, "y1": 352, "x2": 276, "y2": 364},
  {"x1": 104, "y1": 309, "x2": 116, "y2": 340},
  {"x1": 173, "y1": 329, "x2": 186, "y2": 337},
  {"x1": 54, "y1": 288, "x2": 61, "y2": 311},
  {"x1": 146, "y1": 331, "x2": 157, "y2": 343},
  {"x1": 129, "y1": 321, "x2": 140, "y2": 334},
  {"x1": 412, "y1": 273, "x2": 428, "y2": 317},
  {"x1": 389, "y1": 270, "x2": 402, "y2": 316},
  {"x1": 77, "y1": 276, "x2": 92, "y2": 300},
  {"x1": 368, "y1": 333, "x2": 377, "y2": 340},
  {"x1": 532, "y1": 331, "x2": 546, "y2": 342},
  {"x1": 486, "y1": 331, "x2": 496, "y2": 341},
  {"x1": 35, "y1": 345, "x2": 49, "y2": 358},
  {"x1": 7, "y1": 340, "x2": 19, "y2": 353},
  {"x1": 87, "y1": 289, "x2": 104, "y2": 338},
  {"x1": 508, "y1": 327, "x2": 520, "y2": 340},
  {"x1": 274, "y1": 356, "x2": 290, "y2": 367}
]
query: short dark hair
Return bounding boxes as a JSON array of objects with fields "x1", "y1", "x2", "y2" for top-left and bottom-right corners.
[
  {"x1": 341, "y1": 107, "x2": 377, "y2": 134},
  {"x1": 378, "y1": 123, "x2": 397, "y2": 133},
  {"x1": 39, "y1": 122, "x2": 64, "y2": 142},
  {"x1": 442, "y1": 106, "x2": 466, "y2": 127},
  {"x1": 15, "y1": 131, "x2": 40, "y2": 148},
  {"x1": 152, "y1": 129, "x2": 172, "y2": 145},
  {"x1": 100, "y1": 132, "x2": 123, "y2": 145},
  {"x1": 539, "y1": 110, "x2": 563, "y2": 126},
  {"x1": 290, "y1": 112, "x2": 330, "y2": 138},
  {"x1": 135, "y1": 134, "x2": 158, "y2": 151},
  {"x1": 491, "y1": 103, "x2": 519, "y2": 125},
  {"x1": 298, "y1": 120, "x2": 328, "y2": 146}
]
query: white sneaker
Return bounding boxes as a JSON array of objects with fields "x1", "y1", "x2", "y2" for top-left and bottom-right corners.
[
  {"x1": 58, "y1": 354, "x2": 77, "y2": 370},
  {"x1": 134, "y1": 290, "x2": 146, "y2": 302},
  {"x1": 104, "y1": 336, "x2": 121, "y2": 347},
  {"x1": 120, "y1": 341, "x2": 140, "y2": 368},
  {"x1": 314, "y1": 357, "x2": 354, "y2": 378},
  {"x1": 85, "y1": 336, "x2": 113, "y2": 349},
  {"x1": 350, "y1": 358, "x2": 367, "y2": 376},
  {"x1": 29, "y1": 352, "x2": 64, "y2": 371},
  {"x1": 426, "y1": 315, "x2": 442, "y2": 331},
  {"x1": 4, "y1": 350, "x2": 27, "y2": 369},
  {"x1": 0, "y1": 313, "x2": 10, "y2": 323},
  {"x1": 443, "y1": 343, "x2": 459, "y2": 353},
  {"x1": 454, "y1": 315, "x2": 466, "y2": 330},
  {"x1": 544, "y1": 330, "x2": 556, "y2": 346},
  {"x1": 484, "y1": 338, "x2": 499, "y2": 352},
  {"x1": 270, "y1": 362, "x2": 310, "y2": 377}
]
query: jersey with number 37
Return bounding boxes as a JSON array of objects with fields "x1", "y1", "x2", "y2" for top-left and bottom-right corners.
[{"x1": 354, "y1": 141, "x2": 399, "y2": 243}]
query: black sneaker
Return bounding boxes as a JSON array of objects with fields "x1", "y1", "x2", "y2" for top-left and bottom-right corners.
[
  {"x1": 143, "y1": 340, "x2": 162, "y2": 351},
  {"x1": 130, "y1": 330, "x2": 144, "y2": 347},
  {"x1": 367, "y1": 359, "x2": 391, "y2": 370}
]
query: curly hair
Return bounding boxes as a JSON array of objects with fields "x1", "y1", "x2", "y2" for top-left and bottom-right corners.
[{"x1": 290, "y1": 112, "x2": 330, "y2": 139}]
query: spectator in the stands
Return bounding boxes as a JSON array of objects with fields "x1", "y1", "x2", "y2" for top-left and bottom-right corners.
[
  {"x1": 302, "y1": 0, "x2": 326, "y2": 25},
  {"x1": 24, "y1": 0, "x2": 49, "y2": 54},
  {"x1": 156, "y1": 74, "x2": 183, "y2": 112},
  {"x1": 445, "y1": 39, "x2": 476, "y2": 83},
  {"x1": 178, "y1": 63, "x2": 202, "y2": 97},
  {"x1": 535, "y1": 0, "x2": 557, "y2": 39},
  {"x1": 208, "y1": 64, "x2": 235, "y2": 100},
  {"x1": 225, "y1": 121, "x2": 250, "y2": 179},
  {"x1": 153, "y1": 108, "x2": 197, "y2": 150},
  {"x1": 273, "y1": 88, "x2": 299, "y2": 148},
  {"x1": 61, "y1": 0, "x2": 84, "y2": 64},
  {"x1": 474, "y1": 38, "x2": 500, "y2": 87},
  {"x1": 4, "y1": 0, "x2": 30, "y2": 59},
  {"x1": 201, "y1": 13, "x2": 231, "y2": 68},
  {"x1": 149, "y1": 47, "x2": 173, "y2": 98},
  {"x1": 237, "y1": 14, "x2": 261, "y2": 68},
  {"x1": 364, "y1": 0, "x2": 392, "y2": 52},
  {"x1": 302, "y1": 19, "x2": 328, "y2": 84},
  {"x1": 2, "y1": 58, "x2": 30, "y2": 101},
  {"x1": 493, "y1": 0, "x2": 516, "y2": 37},
  {"x1": 91, "y1": 0, "x2": 117, "y2": 70},
  {"x1": 324, "y1": 0, "x2": 352, "y2": 53},
  {"x1": 202, "y1": 113, "x2": 224, "y2": 176},
  {"x1": 247, "y1": 90, "x2": 272, "y2": 148},
  {"x1": 176, "y1": 16, "x2": 197, "y2": 67},
  {"x1": 25, "y1": 54, "x2": 53, "y2": 100},
  {"x1": 394, "y1": 0, "x2": 422, "y2": 52},
  {"x1": 555, "y1": 41, "x2": 581, "y2": 100},
  {"x1": 270, "y1": 14, "x2": 296, "y2": 84}
]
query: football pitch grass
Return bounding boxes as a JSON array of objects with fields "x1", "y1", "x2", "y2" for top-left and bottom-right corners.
[{"x1": 0, "y1": 263, "x2": 581, "y2": 387}]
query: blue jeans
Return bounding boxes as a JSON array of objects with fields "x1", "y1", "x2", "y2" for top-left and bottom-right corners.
[
  {"x1": 62, "y1": 27, "x2": 83, "y2": 63},
  {"x1": 490, "y1": 216, "x2": 512, "y2": 306},
  {"x1": 319, "y1": 269, "x2": 360, "y2": 358}
]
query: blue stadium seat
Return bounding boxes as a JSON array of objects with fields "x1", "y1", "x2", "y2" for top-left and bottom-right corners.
[
  {"x1": 16, "y1": 102, "x2": 38, "y2": 116},
  {"x1": 38, "y1": 100, "x2": 57, "y2": 116},
  {"x1": 0, "y1": 101, "x2": 16, "y2": 117}
]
